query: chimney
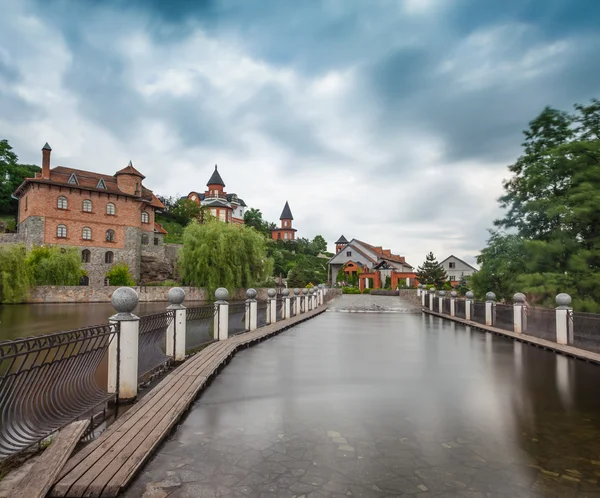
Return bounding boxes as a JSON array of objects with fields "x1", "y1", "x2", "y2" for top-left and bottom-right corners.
[{"x1": 42, "y1": 143, "x2": 52, "y2": 179}]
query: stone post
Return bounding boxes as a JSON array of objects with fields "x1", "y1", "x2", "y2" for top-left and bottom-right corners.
[
  {"x1": 108, "y1": 287, "x2": 140, "y2": 402},
  {"x1": 555, "y1": 293, "x2": 573, "y2": 345},
  {"x1": 165, "y1": 287, "x2": 186, "y2": 362},
  {"x1": 450, "y1": 291, "x2": 457, "y2": 317},
  {"x1": 283, "y1": 288, "x2": 292, "y2": 319},
  {"x1": 513, "y1": 292, "x2": 526, "y2": 333},
  {"x1": 417, "y1": 284, "x2": 422, "y2": 297},
  {"x1": 245, "y1": 288, "x2": 258, "y2": 331},
  {"x1": 485, "y1": 292, "x2": 496, "y2": 326},
  {"x1": 308, "y1": 288, "x2": 314, "y2": 310},
  {"x1": 319, "y1": 284, "x2": 325, "y2": 305},
  {"x1": 294, "y1": 288, "x2": 301, "y2": 316},
  {"x1": 268, "y1": 288, "x2": 277, "y2": 324},
  {"x1": 303, "y1": 288, "x2": 309, "y2": 313},
  {"x1": 438, "y1": 290, "x2": 445, "y2": 314},
  {"x1": 312, "y1": 287, "x2": 318, "y2": 309},
  {"x1": 429, "y1": 287, "x2": 436, "y2": 311},
  {"x1": 214, "y1": 287, "x2": 229, "y2": 341},
  {"x1": 421, "y1": 286, "x2": 426, "y2": 307},
  {"x1": 465, "y1": 291, "x2": 474, "y2": 321}
]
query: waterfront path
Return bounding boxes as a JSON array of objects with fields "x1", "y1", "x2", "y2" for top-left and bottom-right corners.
[
  {"x1": 124, "y1": 307, "x2": 600, "y2": 497},
  {"x1": 51, "y1": 306, "x2": 327, "y2": 498}
]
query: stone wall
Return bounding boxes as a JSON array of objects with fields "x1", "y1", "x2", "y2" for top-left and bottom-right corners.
[
  {"x1": 140, "y1": 243, "x2": 181, "y2": 283},
  {"x1": 398, "y1": 289, "x2": 421, "y2": 307},
  {"x1": 0, "y1": 232, "x2": 22, "y2": 244},
  {"x1": 26, "y1": 286, "x2": 273, "y2": 303}
]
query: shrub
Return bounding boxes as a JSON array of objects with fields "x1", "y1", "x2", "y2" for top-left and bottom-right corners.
[
  {"x1": 342, "y1": 286, "x2": 361, "y2": 294},
  {"x1": 106, "y1": 263, "x2": 136, "y2": 286},
  {"x1": 27, "y1": 245, "x2": 85, "y2": 286},
  {"x1": 144, "y1": 280, "x2": 180, "y2": 287},
  {"x1": 0, "y1": 244, "x2": 31, "y2": 303},
  {"x1": 362, "y1": 288, "x2": 372, "y2": 294}
]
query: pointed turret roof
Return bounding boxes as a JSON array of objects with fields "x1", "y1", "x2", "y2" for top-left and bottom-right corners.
[
  {"x1": 42, "y1": 142, "x2": 52, "y2": 151},
  {"x1": 335, "y1": 235, "x2": 348, "y2": 244},
  {"x1": 207, "y1": 165, "x2": 225, "y2": 187},
  {"x1": 115, "y1": 160, "x2": 145, "y2": 179},
  {"x1": 279, "y1": 201, "x2": 293, "y2": 220}
]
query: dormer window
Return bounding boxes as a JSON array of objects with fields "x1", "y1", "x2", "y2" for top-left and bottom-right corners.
[
  {"x1": 97, "y1": 178, "x2": 107, "y2": 189},
  {"x1": 68, "y1": 173, "x2": 79, "y2": 185}
]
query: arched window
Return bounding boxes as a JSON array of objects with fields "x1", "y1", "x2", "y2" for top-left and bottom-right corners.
[
  {"x1": 141, "y1": 211, "x2": 149, "y2": 223},
  {"x1": 106, "y1": 229, "x2": 115, "y2": 242},
  {"x1": 57, "y1": 224, "x2": 67, "y2": 238},
  {"x1": 83, "y1": 199, "x2": 92, "y2": 212},
  {"x1": 141, "y1": 233, "x2": 149, "y2": 245},
  {"x1": 82, "y1": 249, "x2": 91, "y2": 263},
  {"x1": 106, "y1": 203, "x2": 115, "y2": 215},
  {"x1": 82, "y1": 227, "x2": 92, "y2": 240},
  {"x1": 105, "y1": 251, "x2": 114, "y2": 264},
  {"x1": 57, "y1": 196, "x2": 68, "y2": 209}
]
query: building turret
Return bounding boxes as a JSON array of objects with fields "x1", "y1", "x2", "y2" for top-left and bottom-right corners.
[
  {"x1": 335, "y1": 235, "x2": 349, "y2": 253},
  {"x1": 206, "y1": 165, "x2": 226, "y2": 197},
  {"x1": 115, "y1": 160, "x2": 145, "y2": 196},
  {"x1": 272, "y1": 201, "x2": 297, "y2": 241}
]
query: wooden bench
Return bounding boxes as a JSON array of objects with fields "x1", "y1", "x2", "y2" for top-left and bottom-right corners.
[{"x1": 51, "y1": 307, "x2": 327, "y2": 497}]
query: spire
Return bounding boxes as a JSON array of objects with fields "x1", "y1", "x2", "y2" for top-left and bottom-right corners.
[
  {"x1": 206, "y1": 164, "x2": 225, "y2": 187},
  {"x1": 42, "y1": 142, "x2": 52, "y2": 151},
  {"x1": 279, "y1": 201, "x2": 293, "y2": 220},
  {"x1": 128, "y1": 160, "x2": 133, "y2": 167},
  {"x1": 335, "y1": 235, "x2": 348, "y2": 244}
]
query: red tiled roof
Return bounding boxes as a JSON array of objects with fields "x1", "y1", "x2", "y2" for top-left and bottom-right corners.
[
  {"x1": 154, "y1": 222, "x2": 168, "y2": 234},
  {"x1": 116, "y1": 163, "x2": 145, "y2": 179}
]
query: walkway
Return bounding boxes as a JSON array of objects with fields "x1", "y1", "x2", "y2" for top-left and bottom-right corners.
[
  {"x1": 51, "y1": 306, "x2": 326, "y2": 498},
  {"x1": 125, "y1": 309, "x2": 600, "y2": 497}
]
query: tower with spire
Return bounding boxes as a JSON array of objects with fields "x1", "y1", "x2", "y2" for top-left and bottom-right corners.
[
  {"x1": 271, "y1": 201, "x2": 297, "y2": 241},
  {"x1": 186, "y1": 165, "x2": 247, "y2": 224}
]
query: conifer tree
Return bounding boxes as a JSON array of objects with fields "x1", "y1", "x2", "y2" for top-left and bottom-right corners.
[{"x1": 415, "y1": 252, "x2": 447, "y2": 288}]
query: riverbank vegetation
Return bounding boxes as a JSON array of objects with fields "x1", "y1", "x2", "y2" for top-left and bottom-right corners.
[
  {"x1": 472, "y1": 98, "x2": 600, "y2": 311},
  {"x1": 0, "y1": 140, "x2": 40, "y2": 222}
]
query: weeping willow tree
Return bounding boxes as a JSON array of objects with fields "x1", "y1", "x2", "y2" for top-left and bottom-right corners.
[
  {"x1": 180, "y1": 220, "x2": 273, "y2": 296},
  {"x1": 26, "y1": 245, "x2": 85, "y2": 286},
  {"x1": 0, "y1": 244, "x2": 31, "y2": 303}
]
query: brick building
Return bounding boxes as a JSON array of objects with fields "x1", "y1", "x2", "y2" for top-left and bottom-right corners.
[
  {"x1": 327, "y1": 237, "x2": 416, "y2": 289},
  {"x1": 271, "y1": 201, "x2": 297, "y2": 241},
  {"x1": 12, "y1": 143, "x2": 166, "y2": 286},
  {"x1": 187, "y1": 165, "x2": 247, "y2": 223}
]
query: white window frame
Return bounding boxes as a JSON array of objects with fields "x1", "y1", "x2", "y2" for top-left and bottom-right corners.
[
  {"x1": 57, "y1": 224, "x2": 67, "y2": 238},
  {"x1": 57, "y1": 196, "x2": 68, "y2": 210},
  {"x1": 82, "y1": 227, "x2": 92, "y2": 240},
  {"x1": 106, "y1": 203, "x2": 116, "y2": 215},
  {"x1": 83, "y1": 199, "x2": 92, "y2": 212}
]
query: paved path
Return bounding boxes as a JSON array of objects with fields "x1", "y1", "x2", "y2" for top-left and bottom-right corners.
[{"x1": 125, "y1": 311, "x2": 600, "y2": 497}]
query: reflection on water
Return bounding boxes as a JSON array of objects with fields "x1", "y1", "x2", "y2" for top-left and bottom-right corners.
[{"x1": 0, "y1": 301, "x2": 205, "y2": 340}]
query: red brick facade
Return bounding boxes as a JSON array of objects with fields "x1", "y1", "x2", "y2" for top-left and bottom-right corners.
[{"x1": 271, "y1": 201, "x2": 297, "y2": 241}]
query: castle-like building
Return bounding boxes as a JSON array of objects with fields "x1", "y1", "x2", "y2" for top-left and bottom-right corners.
[
  {"x1": 186, "y1": 166, "x2": 247, "y2": 223},
  {"x1": 271, "y1": 201, "x2": 296, "y2": 241},
  {"x1": 11, "y1": 144, "x2": 166, "y2": 286}
]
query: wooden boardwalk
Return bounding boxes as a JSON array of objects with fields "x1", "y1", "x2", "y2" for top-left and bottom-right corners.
[
  {"x1": 423, "y1": 309, "x2": 600, "y2": 365},
  {"x1": 51, "y1": 307, "x2": 327, "y2": 498}
]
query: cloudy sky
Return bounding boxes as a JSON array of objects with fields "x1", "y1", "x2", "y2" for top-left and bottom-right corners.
[{"x1": 2, "y1": 0, "x2": 599, "y2": 266}]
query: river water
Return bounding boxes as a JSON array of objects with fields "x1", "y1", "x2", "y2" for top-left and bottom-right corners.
[
  {"x1": 0, "y1": 302, "x2": 183, "y2": 341},
  {"x1": 126, "y1": 307, "x2": 600, "y2": 497}
]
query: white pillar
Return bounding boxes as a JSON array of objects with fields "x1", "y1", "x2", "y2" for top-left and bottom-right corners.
[
  {"x1": 165, "y1": 287, "x2": 186, "y2": 362},
  {"x1": 513, "y1": 293, "x2": 525, "y2": 333},
  {"x1": 214, "y1": 287, "x2": 229, "y2": 341},
  {"x1": 319, "y1": 285, "x2": 324, "y2": 305},
  {"x1": 303, "y1": 289, "x2": 309, "y2": 313},
  {"x1": 245, "y1": 289, "x2": 258, "y2": 332},
  {"x1": 555, "y1": 293, "x2": 573, "y2": 345},
  {"x1": 450, "y1": 291, "x2": 456, "y2": 317},
  {"x1": 485, "y1": 292, "x2": 496, "y2": 326},
  {"x1": 465, "y1": 292, "x2": 473, "y2": 320},
  {"x1": 429, "y1": 289, "x2": 435, "y2": 311},
  {"x1": 421, "y1": 289, "x2": 426, "y2": 306},
  {"x1": 108, "y1": 287, "x2": 140, "y2": 402},
  {"x1": 284, "y1": 294, "x2": 292, "y2": 319},
  {"x1": 294, "y1": 289, "x2": 301, "y2": 316},
  {"x1": 268, "y1": 288, "x2": 277, "y2": 324},
  {"x1": 438, "y1": 291, "x2": 445, "y2": 313}
]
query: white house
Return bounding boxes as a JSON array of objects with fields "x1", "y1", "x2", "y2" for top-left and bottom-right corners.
[{"x1": 440, "y1": 255, "x2": 477, "y2": 283}]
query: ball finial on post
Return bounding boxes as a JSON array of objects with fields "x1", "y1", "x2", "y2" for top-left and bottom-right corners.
[
  {"x1": 267, "y1": 288, "x2": 277, "y2": 298},
  {"x1": 168, "y1": 287, "x2": 186, "y2": 307},
  {"x1": 465, "y1": 291, "x2": 474, "y2": 300},
  {"x1": 246, "y1": 288, "x2": 257, "y2": 300},
  {"x1": 215, "y1": 287, "x2": 229, "y2": 302},
  {"x1": 485, "y1": 292, "x2": 496, "y2": 302},
  {"x1": 556, "y1": 293, "x2": 572, "y2": 308},
  {"x1": 282, "y1": 288, "x2": 290, "y2": 297},
  {"x1": 451, "y1": 291, "x2": 457, "y2": 298},
  {"x1": 294, "y1": 288, "x2": 300, "y2": 296},
  {"x1": 111, "y1": 287, "x2": 139, "y2": 319},
  {"x1": 513, "y1": 292, "x2": 526, "y2": 303},
  {"x1": 302, "y1": 288, "x2": 308, "y2": 295}
]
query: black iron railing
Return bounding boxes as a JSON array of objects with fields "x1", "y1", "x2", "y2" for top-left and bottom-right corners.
[
  {"x1": 472, "y1": 302, "x2": 486, "y2": 325},
  {"x1": 495, "y1": 304, "x2": 514, "y2": 331},
  {"x1": 455, "y1": 300, "x2": 466, "y2": 319},
  {"x1": 276, "y1": 298, "x2": 284, "y2": 321},
  {"x1": 228, "y1": 302, "x2": 247, "y2": 336},
  {"x1": 525, "y1": 307, "x2": 556, "y2": 341},
  {"x1": 442, "y1": 298, "x2": 451, "y2": 315},
  {"x1": 138, "y1": 311, "x2": 174, "y2": 382},
  {"x1": 0, "y1": 324, "x2": 118, "y2": 460},
  {"x1": 571, "y1": 311, "x2": 600, "y2": 353},
  {"x1": 257, "y1": 301, "x2": 268, "y2": 328},
  {"x1": 186, "y1": 305, "x2": 216, "y2": 352},
  {"x1": 424, "y1": 294, "x2": 429, "y2": 308}
]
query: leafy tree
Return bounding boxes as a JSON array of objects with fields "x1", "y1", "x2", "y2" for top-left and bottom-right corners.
[
  {"x1": 0, "y1": 244, "x2": 31, "y2": 303},
  {"x1": 106, "y1": 263, "x2": 136, "y2": 286},
  {"x1": 27, "y1": 246, "x2": 85, "y2": 286},
  {"x1": 456, "y1": 276, "x2": 470, "y2": 296},
  {"x1": 311, "y1": 235, "x2": 327, "y2": 253},
  {"x1": 243, "y1": 208, "x2": 275, "y2": 237},
  {"x1": 287, "y1": 267, "x2": 305, "y2": 288},
  {"x1": 0, "y1": 139, "x2": 40, "y2": 216},
  {"x1": 180, "y1": 220, "x2": 273, "y2": 296},
  {"x1": 415, "y1": 252, "x2": 447, "y2": 288}
]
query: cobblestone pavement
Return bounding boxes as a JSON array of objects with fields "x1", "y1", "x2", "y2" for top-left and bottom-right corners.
[
  {"x1": 327, "y1": 295, "x2": 420, "y2": 313},
  {"x1": 125, "y1": 312, "x2": 600, "y2": 497}
]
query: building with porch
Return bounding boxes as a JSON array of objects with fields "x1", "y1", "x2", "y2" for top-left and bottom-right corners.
[
  {"x1": 271, "y1": 201, "x2": 297, "y2": 241},
  {"x1": 187, "y1": 165, "x2": 247, "y2": 224},
  {"x1": 328, "y1": 237, "x2": 416, "y2": 290}
]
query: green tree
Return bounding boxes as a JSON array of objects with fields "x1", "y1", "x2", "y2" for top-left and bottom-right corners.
[
  {"x1": 0, "y1": 139, "x2": 40, "y2": 216},
  {"x1": 0, "y1": 244, "x2": 31, "y2": 303},
  {"x1": 456, "y1": 276, "x2": 470, "y2": 296},
  {"x1": 27, "y1": 246, "x2": 85, "y2": 286},
  {"x1": 415, "y1": 252, "x2": 447, "y2": 288},
  {"x1": 287, "y1": 267, "x2": 305, "y2": 288},
  {"x1": 243, "y1": 208, "x2": 275, "y2": 237},
  {"x1": 180, "y1": 220, "x2": 273, "y2": 296},
  {"x1": 311, "y1": 235, "x2": 327, "y2": 253},
  {"x1": 106, "y1": 263, "x2": 136, "y2": 286}
]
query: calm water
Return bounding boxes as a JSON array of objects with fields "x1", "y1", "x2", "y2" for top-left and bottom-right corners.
[
  {"x1": 0, "y1": 302, "x2": 188, "y2": 340},
  {"x1": 127, "y1": 311, "x2": 600, "y2": 497}
]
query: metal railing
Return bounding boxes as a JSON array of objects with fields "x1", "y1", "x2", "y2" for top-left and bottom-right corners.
[
  {"x1": 0, "y1": 324, "x2": 118, "y2": 460},
  {"x1": 442, "y1": 298, "x2": 451, "y2": 315},
  {"x1": 495, "y1": 304, "x2": 514, "y2": 331},
  {"x1": 471, "y1": 302, "x2": 486, "y2": 325},
  {"x1": 228, "y1": 302, "x2": 247, "y2": 336},
  {"x1": 455, "y1": 300, "x2": 466, "y2": 319},
  {"x1": 257, "y1": 301, "x2": 268, "y2": 328},
  {"x1": 571, "y1": 311, "x2": 600, "y2": 353},
  {"x1": 276, "y1": 298, "x2": 284, "y2": 321},
  {"x1": 525, "y1": 307, "x2": 556, "y2": 342},
  {"x1": 186, "y1": 305, "x2": 216, "y2": 352},
  {"x1": 138, "y1": 311, "x2": 174, "y2": 382}
]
